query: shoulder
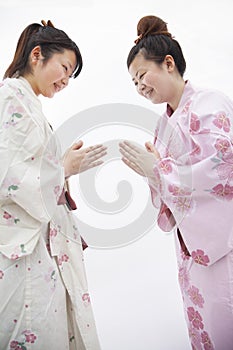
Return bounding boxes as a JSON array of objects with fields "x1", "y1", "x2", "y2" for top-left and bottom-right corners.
[
  {"x1": 186, "y1": 83, "x2": 233, "y2": 135},
  {"x1": 189, "y1": 83, "x2": 233, "y2": 114},
  {"x1": 0, "y1": 78, "x2": 52, "y2": 143}
]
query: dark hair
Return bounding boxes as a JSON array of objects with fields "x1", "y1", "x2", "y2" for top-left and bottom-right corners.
[
  {"x1": 127, "y1": 15, "x2": 186, "y2": 77},
  {"x1": 4, "y1": 20, "x2": 83, "y2": 79}
]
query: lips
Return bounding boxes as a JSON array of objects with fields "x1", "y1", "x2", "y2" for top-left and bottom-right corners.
[
  {"x1": 144, "y1": 89, "x2": 153, "y2": 99},
  {"x1": 54, "y1": 83, "x2": 62, "y2": 93}
]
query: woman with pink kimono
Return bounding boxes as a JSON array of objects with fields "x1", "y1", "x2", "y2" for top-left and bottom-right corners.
[
  {"x1": 0, "y1": 20, "x2": 106, "y2": 349},
  {"x1": 119, "y1": 15, "x2": 233, "y2": 349}
]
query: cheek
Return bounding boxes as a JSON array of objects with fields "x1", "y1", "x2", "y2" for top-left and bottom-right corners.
[
  {"x1": 144, "y1": 74, "x2": 155, "y2": 88},
  {"x1": 136, "y1": 85, "x2": 143, "y2": 96}
]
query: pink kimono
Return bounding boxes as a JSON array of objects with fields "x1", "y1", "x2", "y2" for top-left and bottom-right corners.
[{"x1": 150, "y1": 81, "x2": 233, "y2": 349}]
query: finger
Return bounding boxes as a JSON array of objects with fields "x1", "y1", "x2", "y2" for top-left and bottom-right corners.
[
  {"x1": 145, "y1": 141, "x2": 154, "y2": 152},
  {"x1": 88, "y1": 146, "x2": 107, "y2": 157},
  {"x1": 85, "y1": 144, "x2": 105, "y2": 153},
  {"x1": 119, "y1": 143, "x2": 138, "y2": 159},
  {"x1": 121, "y1": 157, "x2": 142, "y2": 174},
  {"x1": 122, "y1": 140, "x2": 141, "y2": 154},
  {"x1": 119, "y1": 147, "x2": 135, "y2": 161},
  {"x1": 72, "y1": 140, "x2": 83, "y2": 150},
  {"x1": 88, "y1": 150, "x2": 107, "y2": 161},
  {"x1": 86, "y1": 160, "x2": 104, "y2": 169}
]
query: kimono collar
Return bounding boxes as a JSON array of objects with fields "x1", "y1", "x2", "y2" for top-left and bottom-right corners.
[
  {"x1": 5, "y1": 76, "x2": 42, "y2": 109},
  {"x1": 166, "y1": 80, "x2": 196, "y2": 118}
]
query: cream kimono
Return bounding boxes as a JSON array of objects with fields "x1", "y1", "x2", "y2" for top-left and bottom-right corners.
[
  {"x1": 150, "y1": 81, "x2": 233, "y2": 350},
  {"x1": 0, "y1": 77, "x2": 101, "y2": 350}
]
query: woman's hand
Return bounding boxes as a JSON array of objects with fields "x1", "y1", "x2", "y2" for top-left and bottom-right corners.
[
  {"x1": 119, "y1": 140, "x2": 160, "y2": 178},
  {"x1": 63, "y1": 140, "x2": 107, "y2": 178}
]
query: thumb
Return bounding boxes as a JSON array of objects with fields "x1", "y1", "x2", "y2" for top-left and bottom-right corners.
[
  {"x1": 71, "y1": 140, "x2": 83, "y2": 150},
  {"x1": 145, "y1": 141, "x2": 154, "y2": 152}
]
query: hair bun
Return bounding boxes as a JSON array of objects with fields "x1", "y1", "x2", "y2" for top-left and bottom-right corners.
[
  {"x1": 135, "y1": 15, "x2": 172, "y2": 43},
  {"x1": 41, "y1": 19, "x2": 55, "y2": 28}
]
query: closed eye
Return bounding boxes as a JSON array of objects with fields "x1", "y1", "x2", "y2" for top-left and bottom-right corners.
[{"x1": 139, "y1": 73, "x2": 145, "y2": 80}]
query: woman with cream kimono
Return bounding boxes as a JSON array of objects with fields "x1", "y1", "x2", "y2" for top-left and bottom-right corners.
[
  {"x1": 0, "y1": 20, "x2": 106, "y2": 349},
  {"x1": 120, "y1": 15, "x2": 233, "y2": 350}
]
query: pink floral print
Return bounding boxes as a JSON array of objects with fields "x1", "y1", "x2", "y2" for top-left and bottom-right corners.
[
  {"x1": 188, "y1": 286, "x2": 204, "y2": 308},
  {"x1": 213, "y1": 111, "x2": 230, "y2": 132},
  {"x1": 10, "y1": 330, "x2": 37, "y2": 349},
  {"x1": 187, "y1": 306, "x2": 204, "y2": 330},
  {"x1": 167, "y1": 185, "x2": 194, "y2": 214},
  {"x1": 3, "y1": 104, "x2": 24, "y2": 128},
  {"x1": 178, "y1": 266, "x2": 190, "y2": 290},
  {"x1": 49, "y1": 228, "x2": 58, "y2": 238},
  {"x1": 216, "y1": 160, "x2": 233, "y2": 182},
  {"x1": 191, "y1": 250, "x2": 210, "y2": 266},
  {"x1": 3, "y1": 211, "x2": 20, "y2": 225},
  {"x1": 10, "y1": 253, "x2": 19, "y2": 260},
  {"x1": 214, "y1": 138, "x2": 231, "y2": 155},
  {"x1": 159, "y1": 160, "x2": 173, "y2": 174},
  {"x1": 190, "y1": 113, "x2": 200, "y2": 133},
  {"x1": 168, "y1": 184, "x2": 192, "y2": 196},
  {"x1": 173, "y1": 197, "x2": 194, "y2": 214},
  {"x1": 82, "y1": 293, "x2": 91, "y2": 307},
  {"x1": 211, "y1": 141, "x2": 233, "y2": 182},
  {"x1": 210, "y1": 183, "x2": 233, "y2": 201},
  {"x1": 58, "y1": 253, "x2": 69, "y2": 266},
  {"x1": 154, "y1": 82, "x2": 233, "y2": 348},
  {"x1": 182, "y1": 100, "x2": 192, "y2": 114},
  {"x1": 201, "y1": 331, "x2": 214, "y2": 350},
  {"x1": 189, "y1": 325, "x2": 202, "y2": 349}
]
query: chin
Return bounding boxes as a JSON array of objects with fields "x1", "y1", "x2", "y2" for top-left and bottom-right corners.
[{"x1": 43, "y1": 92, "x2": 55, "y2": 98}]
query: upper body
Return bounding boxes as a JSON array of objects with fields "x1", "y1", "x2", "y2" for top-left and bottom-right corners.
[
  {"x1": 0, "y1": 20, "x2": 107, "y2": 259},
  {"x1": 119, "y1": 15, "x2": 233, "y2": 266}
]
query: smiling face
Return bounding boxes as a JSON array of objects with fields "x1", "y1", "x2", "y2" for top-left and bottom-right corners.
[
  {"x1": 25, "y1": 46, "x2": 77, "y2": 98},
  {"x1": 128, "y1": 52, "x2": 175, "y2": 105}
]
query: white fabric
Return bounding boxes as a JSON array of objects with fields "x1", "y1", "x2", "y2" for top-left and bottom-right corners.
[{"x1": 0, "y1": 77, "x2": 101, "y2": 350}]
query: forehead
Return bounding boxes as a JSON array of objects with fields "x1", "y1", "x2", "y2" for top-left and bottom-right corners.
[
  {"x1": 128, "y1": 54, "x2": 156, "y2": 78},
  {"x1": 52, "y1": 49, "x2": 77, "y2": 68}
]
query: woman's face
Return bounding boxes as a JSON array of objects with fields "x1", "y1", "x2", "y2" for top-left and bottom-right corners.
[
  {"x1": 128, "y1": 53, "x2": 173, "y2": 105},
  {"x1": 28, "y1": 46, "x2": 77, "y2": 97}
]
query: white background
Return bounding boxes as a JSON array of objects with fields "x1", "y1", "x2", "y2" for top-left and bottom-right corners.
[{"x1": 0, "y1": 1, "x2": 232, "y2": 349}]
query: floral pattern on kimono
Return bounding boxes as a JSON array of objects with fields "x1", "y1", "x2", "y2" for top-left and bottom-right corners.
[
  {"x1": 149, "y1": 81, "x2": 233, "y2": 349},
  {"x1": 0, "y1": 77, "x2": 101, "y2": 349}
]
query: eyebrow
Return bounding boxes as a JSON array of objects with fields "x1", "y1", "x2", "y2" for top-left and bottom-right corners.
[
  {"x1": 68, "y1": 61, "x2": 73, "y2": 71},
  {"x1": 67, "y1": 60, "x2": 75, "y2": 77}
]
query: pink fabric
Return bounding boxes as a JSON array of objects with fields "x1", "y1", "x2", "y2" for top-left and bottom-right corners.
[{"x1": 151, "y1": 81, "x2": 233, "y2": 349}]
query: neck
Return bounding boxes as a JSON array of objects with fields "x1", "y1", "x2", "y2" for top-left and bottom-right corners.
[
  {"x1": 168, "y1": 77, "x2": 185, "y2": 112},
  {"x1": 22, "y1": 73, "x2": 39, "y2": 96}
]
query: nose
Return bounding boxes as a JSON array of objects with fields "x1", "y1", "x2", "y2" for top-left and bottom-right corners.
[
  {"x1": 137, "y1": 82, "x2": 146, "y2": 95},
  {"x1": 61, "y1": 76, "x2": 69, "y2": 89}
]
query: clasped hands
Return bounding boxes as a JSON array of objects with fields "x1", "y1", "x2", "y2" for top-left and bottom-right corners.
[{"x1": 63, "y1": 139, "x2": 160, "y2": 181}]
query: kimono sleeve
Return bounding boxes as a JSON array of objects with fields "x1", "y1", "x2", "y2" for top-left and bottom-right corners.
[
  {"x1": 152, "y1": 91, "x2": 233, "y2": 266},
  {"x1": 0, "y1": 94, "x2": 64, "y2": 224}
]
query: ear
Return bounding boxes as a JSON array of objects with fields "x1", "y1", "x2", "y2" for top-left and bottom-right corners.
[
  {"x1": 164, "y1": 55, "x2": 175, "y2": 72},
  {"x1": 30, "y1": 46, "x2": 43, "y2": 64}
]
